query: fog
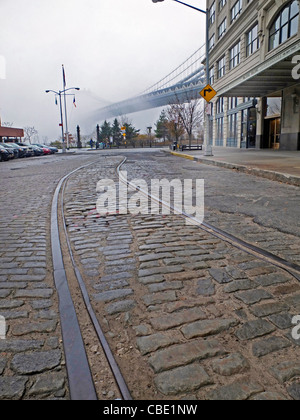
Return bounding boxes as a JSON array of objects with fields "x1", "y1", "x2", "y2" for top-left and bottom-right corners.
[{"x1": 0, "y1": 0, "x2": 205, "y2": 141}]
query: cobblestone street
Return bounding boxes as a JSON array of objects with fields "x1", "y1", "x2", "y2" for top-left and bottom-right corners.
[
  {"x1": 0, "y1": 154, "x2": 98, "y2": 399},
  {"x1": 0, "y1": 150, "x2": 300, "y2": 400}
]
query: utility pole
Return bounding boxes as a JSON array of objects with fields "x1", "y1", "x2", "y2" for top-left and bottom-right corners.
[
  {"x1": 62, "y1": 65, "x2": 69, "y2": 150},
  {"x1": 59, "y1": 93, "x2": 65, "y2": 153},
  {"x1": 45, "y1": 86, "x2": 80, "y2": 154}
]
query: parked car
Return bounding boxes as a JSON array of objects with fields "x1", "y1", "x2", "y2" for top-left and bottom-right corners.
[
  {"x1": 0, "y1": 145, "x2": 11, "y2": 161},
  {"x1": 8, "y1": 143, "x2": 27, "y2": 158},
  {"x1": 3, "y1": 143, "x2": 19, "y2": 159},
  {"x1": 33, "y1": 144, "x2": 58, "y2": 154},
  {"x1": 16, "y1": 143, "x2": 34, "y2": 157},
  {"x1": 30, "y1": 145, "x2": 44, "y2": 156},
  {"x1": 39, "y1": 145, "x2": 52, "y2": 155},
  {"x1": 48, "y1": 145, "x2": 59, "y2": 154},
  {"x1": 0, "y1": 144, "x2": 14, "y2": 159}
]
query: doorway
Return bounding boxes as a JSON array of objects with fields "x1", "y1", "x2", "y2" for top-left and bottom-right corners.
[
  {"x1": 263, "y1": 116, "x2": 281, "y2": 149},
  {"x1": 241, "y1": 107, "x2": 257, "y2": 148},
  {"x1": 247, "y1": 108, "x2": 257, "y2": 148},
  {"x1": 269, "y1": 117, "x2": 281, "y2": 149}
]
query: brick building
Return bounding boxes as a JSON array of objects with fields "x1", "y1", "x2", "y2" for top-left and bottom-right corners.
[{"x1": 0, "y1": 120, "x2": 24, "y2": 143}]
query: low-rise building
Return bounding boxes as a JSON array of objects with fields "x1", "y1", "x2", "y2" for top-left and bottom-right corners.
[{"x1": 0, "y1": 120, "x2": 24, "y2": 143}]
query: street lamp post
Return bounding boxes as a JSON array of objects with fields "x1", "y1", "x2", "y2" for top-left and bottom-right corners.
[
  {"x1": 147, "y1": 126, "x2": 153, "y2": 148},
  {"x1": 45, "y1": 87, "x2": 80, "y2": 153},
  {"x1": 152, "y1": 0, "x2": 213, "y2": 156}
]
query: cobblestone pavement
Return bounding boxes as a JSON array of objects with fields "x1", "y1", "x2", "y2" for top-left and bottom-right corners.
[
  {"x1": 1, "y1": 150, "x2": 300, "y2": 400},
  {"x1": 63, "y1": 151, "x2": 300, "y2": 400},
  {"x1": 0, "y1": 154, "x2": 99, "y2": 400}
]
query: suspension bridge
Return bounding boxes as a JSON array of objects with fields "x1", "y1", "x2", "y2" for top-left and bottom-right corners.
[{"x1": 95, "y1": 43, "x2": 207, "y2": 120}]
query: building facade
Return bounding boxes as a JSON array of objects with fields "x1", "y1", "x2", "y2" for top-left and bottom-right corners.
[
  {"x1": 207, "y1": 0, "x2": 300, "y2": 150},
  {"x1": 0, "y1": 120, "x2": 24, "y2": 143}
]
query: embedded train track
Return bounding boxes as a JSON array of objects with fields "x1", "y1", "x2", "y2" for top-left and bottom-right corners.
[
  {"x1": 51, "y1": 160, "x2": 132, "y2": 401},
  {"x1": 51, "y1": 155, "x2": 300, "y2": 400}
]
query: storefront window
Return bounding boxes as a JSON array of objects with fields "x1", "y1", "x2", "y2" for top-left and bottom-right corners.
[
  {"x1": 216, "y1": 117, "x2": 224, "y2": 146},
  {"x1": 227, "y1": 113, "x2": 238, "y2": 147}
]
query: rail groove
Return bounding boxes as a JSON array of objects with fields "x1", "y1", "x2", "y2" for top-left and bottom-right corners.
[{"x1": 51, "y1": 160, "x2": 132, "y2": 401}]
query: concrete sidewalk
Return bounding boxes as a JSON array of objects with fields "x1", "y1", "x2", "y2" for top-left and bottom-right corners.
[{"x1": 168, "y1": 147, "x2": 300, "y2": 187}]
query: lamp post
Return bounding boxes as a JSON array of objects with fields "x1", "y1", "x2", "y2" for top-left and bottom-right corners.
[
  {"x1": 46, "y1": 87, "x2": 80, "y2": 153},
  {"x1": 152, "y1": 0, "x2": 213, "y2": 156},
  {"x1": 147, "y1": 126, "x2": 153, "y2": 148}
]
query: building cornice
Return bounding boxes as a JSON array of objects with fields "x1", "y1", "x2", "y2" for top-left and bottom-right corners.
[{"x1": 217, "y1": 38, "x2": 300, "y2": 96}]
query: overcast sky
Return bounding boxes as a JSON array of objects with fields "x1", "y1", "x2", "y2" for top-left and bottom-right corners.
[{"x1": 0, "y1": 0, "x2": 206, "y2": 141}]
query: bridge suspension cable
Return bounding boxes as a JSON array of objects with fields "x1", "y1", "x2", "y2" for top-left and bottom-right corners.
[
  {"x1": 142, "y1": 42, "x2": 206, "y2": 94},
  {"x1": 94, "y1": 43, "x2": 207, "y2": 121}
]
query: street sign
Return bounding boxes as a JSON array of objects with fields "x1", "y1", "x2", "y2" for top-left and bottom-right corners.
[
  {"x1": 121, "y1": 126, "x2": 126, "y2": 131},
  {"x1": 200, "y1": 84, "x2": 217, "y2": 103}
]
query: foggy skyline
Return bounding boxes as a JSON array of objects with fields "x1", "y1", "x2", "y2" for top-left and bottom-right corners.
[{"x1": 0, "y1": 0, "x2": 206, "y2": 141}]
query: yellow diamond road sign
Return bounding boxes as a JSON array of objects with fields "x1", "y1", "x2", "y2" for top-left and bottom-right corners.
[{"x1": 200, "y1": 84, "x2": 217, "y2": 103}]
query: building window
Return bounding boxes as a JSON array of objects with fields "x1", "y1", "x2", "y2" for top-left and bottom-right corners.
[
  {"x1": 227, "y1": 113, "x2": 238, "y2": 147},
  {"x1": 231, "y1": 0, "x2": 242, "y2": 23},
  {"x1": 228, "y1": 97, "x2": 238, "y2": 110},
  {"x1": 241, "y1": 109, "x2": 247, "y2": 148},
  {"x1": 229, "y1": 41, "x2": 241, "y2": 69},
  {"x1": 219, "y1": 0, "x2": 226, "y2": 11},
  {"x1": 246, "y1": 23, "x2": 260, "y2": 56},
  {"x1": 269, "y1": 0, "x2": 299, "y2": 50},
  {"x1": 209, "y1": 34, "x2": 215, "y2": 51},
  {"x1": 209, "y1": 2, "x2": 216, "y2": 26},
  {"x1": 209, "y1": 66, "x2": 215, "y2": 85},
  {"x1": 216, "y1": 97, "x2": 224, "y2": 114},
  {"x1": 217, "y1": 56, "x2": 226, "y2": 78},
  {"x1": 216, "y1": 117, "x2": 224, "y2": 146},
  {"x1": 218, "y1": 18, "x2": 227, "y2": 39}
]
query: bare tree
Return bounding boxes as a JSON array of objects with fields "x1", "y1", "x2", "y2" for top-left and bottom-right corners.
[
  {"x1": 165, "y1": 106, "x2": 185, "y2": 145},
  {"x1": 168, "y1": 94, "x2": 204, "y2": 147},
  {"x1": 2, "y1": 122, "x2": 14, "y2": 127},
  {"x1": 24, "y1": 126, "x2": 38, "y2": 144}
]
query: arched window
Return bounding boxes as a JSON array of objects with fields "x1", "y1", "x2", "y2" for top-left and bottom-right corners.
[{"x1": 269, "y1": 0, "x2": 299, "y2": 50}]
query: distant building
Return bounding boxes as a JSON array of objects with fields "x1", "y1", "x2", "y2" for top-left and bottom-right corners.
[
  {"x1": 207, "y1": 0, "x2": 300, "y2": 150},
  {"x1": 0, "y1": 119, "x2": 24, "y2": 143}
]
